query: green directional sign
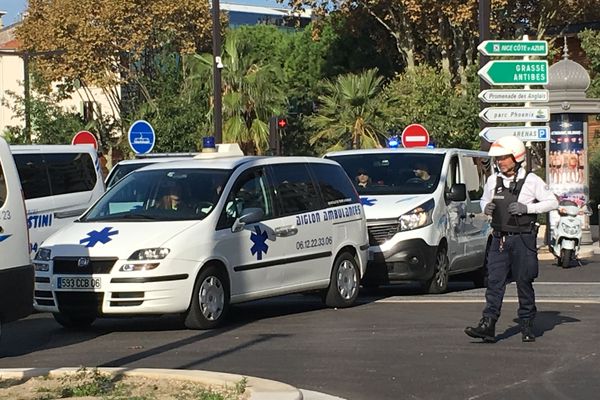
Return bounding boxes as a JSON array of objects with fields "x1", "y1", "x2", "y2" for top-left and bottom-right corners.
[
  {"x1": 478, "y1": 60, "x2": 548, "y2": 86},
  {"x1": 478, "y1": 40, "x2": 548, "y2": 56}
]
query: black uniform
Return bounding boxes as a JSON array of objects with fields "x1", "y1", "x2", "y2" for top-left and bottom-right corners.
[{"x1": 484, "y1": 174, "x2": 538, "y2": 321}]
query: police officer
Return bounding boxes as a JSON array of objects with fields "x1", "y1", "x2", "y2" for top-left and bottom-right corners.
[{"x1": 465, "y1": 136, "x2": 557, "y2": 343}]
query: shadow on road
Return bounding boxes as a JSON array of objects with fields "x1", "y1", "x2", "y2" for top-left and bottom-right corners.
[
  {"x1": 495, "y1": 310, "x2": 580, "y2": 341},
  {"x1": 0, "y1": 297, "x2": 325, "y2": 361}
]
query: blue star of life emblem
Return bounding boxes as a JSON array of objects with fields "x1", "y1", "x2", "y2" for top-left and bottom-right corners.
[
  {"x1": 250, "y1": 226, "x2": 269, "y2": 260},
  {"x1": 80, "y1": 227, "x2": 119, "y2": 248},
  {"x1": 361, "y1": 197, "x2": 377, "y2": 207},
  {"x1": 0, "y1": 234, "x2": 12, "y2": 243}
]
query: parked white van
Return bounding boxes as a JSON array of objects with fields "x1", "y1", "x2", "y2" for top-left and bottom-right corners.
[
  {"x1": 10, "y1": 145, "x2": 105, "y2": 255},
  {"x1": 33, "y1": 144, "x2": 368, "y2": 329},
  {"x1": 0, "y1": 137, "x2": 33, "y2": 337},
  {"x1": 325, "y1": 148, "x2": 492, "y2": 293}
]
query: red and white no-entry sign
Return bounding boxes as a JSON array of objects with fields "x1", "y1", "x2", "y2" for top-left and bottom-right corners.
[
  {"x1": 72, "y1": 130, "x2": 98, "y2": 150},
  {"x1": 401, "y1": 124, "x2": 430, "y2": 148}
]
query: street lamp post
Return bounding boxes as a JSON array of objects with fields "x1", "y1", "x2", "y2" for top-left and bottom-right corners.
[{"x1": 211, "y1": 0, "x2": 223, "y2": 143}]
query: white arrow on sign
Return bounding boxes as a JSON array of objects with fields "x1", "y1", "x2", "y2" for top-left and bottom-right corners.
[
  {"x1": 479, "y1": 126, "x2": 550, "y2": 143},
  {"x1": 479, "y1": 107, "x2": 550, "y2": 123},
  {"x1": 478, "y1": 89, "x2": 549, "y2": 104}
]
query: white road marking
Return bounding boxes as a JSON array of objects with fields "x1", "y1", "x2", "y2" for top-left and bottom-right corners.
[{"x1": 373, "y1": 298, "x2": 600, "y2": 304}]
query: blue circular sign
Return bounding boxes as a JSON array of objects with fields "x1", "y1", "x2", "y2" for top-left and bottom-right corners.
[{"x1": 128, "y1": 120, "x2": 155, "y2": 154}]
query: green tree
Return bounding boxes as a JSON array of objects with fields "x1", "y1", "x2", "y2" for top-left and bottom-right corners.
[
  {"x1": 383, "y1": 65, "x2": 480, "y2": 149},
  {"x1": 309, "y1": 68, "x2": 389, "y2": 153},
  {"x1": 579, "y1": 29, "x2": 600, "y2": 98},
  {"x1": 187, "y1": 32, "x2": 288, "y2": 154},
  {"x1": 16, "y1": 0, "x2": 217, "y2": 136},
  {"x1": 2, "y1": 88, "x2": 87, "y2": 144}
]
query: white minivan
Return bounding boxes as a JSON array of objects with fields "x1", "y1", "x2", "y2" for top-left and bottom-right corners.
[
  {"x1": 325, "y1": 148, "x2": 492, "y2": 293},
  {"x1": 10, "y1": 145, "x2": 105, "y2": 255},
  {"x1": 33, "y1": 145, "x2": 368, "y2": 329},
  {"x1": 0, "y1": 137, "x2": 33, "y2": 337}
]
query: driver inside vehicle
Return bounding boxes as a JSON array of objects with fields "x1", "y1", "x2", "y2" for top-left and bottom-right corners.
[
  {"x1": 156, "y1": 181, "x2": 184, "y2": 211},
  {"x1": 407, "y1": 163, "x2": 434, "y2": 187}
]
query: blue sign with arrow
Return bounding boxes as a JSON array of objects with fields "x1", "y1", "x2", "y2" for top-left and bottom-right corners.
[{"x1": 128, "y1": 120, "x2": 155, "y2": 154}]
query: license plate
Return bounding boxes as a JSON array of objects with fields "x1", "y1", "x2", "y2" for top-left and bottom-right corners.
[{"x1": 57, "y1": 277, "x2": 101, "y2": 290}]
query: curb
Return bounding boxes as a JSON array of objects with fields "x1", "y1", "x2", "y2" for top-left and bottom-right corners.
[{"x1": 0, "y1": 367, "x2": 303, "y2": 400}]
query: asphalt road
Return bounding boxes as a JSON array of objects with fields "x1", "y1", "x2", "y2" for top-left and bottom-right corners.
[{"x1": 2, "y1": 256, "x2": 600, "y2": 400}]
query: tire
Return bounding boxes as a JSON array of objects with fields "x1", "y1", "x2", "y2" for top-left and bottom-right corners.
[
  {"x1": 185, "y1": 265, "x2": 230, "y2": 330},
  {"x1": 560, "y1": 249, "x2": 572, "y2": 268},
  {"x1": 52, "y1": 312, "x2": 96, "y2": 329},
  {"x1": 425, "y1": 246, "x2": 449, "y2": 294},
  {"x1": 324, "y1": 252, "x2": 360, "y2": 308}
]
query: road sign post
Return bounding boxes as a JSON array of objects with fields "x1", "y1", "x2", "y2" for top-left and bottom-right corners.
[
  {"x1": 401, "y1": 124, "x2": 429, "y2": 148},
  {"x1": 128, "y1": 120, "x2": 155, "y2": 154}
]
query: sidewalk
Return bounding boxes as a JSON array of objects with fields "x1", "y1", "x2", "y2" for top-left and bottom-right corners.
[{"x1": 0, "y1": 367, "x2": 346, "y2": 400}]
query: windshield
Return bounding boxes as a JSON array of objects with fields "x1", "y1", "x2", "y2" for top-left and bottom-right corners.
[
  {"x1": 83, "y1": 168, "x2": 230, "y2": 222},
  {"x1": 326, "y1": 153, "x2": 445, "y2": 195},
  {"x1": 106, "y1": 162, "x2": 156, "y2": 188}
]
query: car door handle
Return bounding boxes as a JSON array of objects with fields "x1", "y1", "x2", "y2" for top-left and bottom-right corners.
[{"x1": 274, "y1": 226, "x2": 298, "y2": 237}]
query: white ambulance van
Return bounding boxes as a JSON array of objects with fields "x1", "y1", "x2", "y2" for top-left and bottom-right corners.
[
  {"x1": 10, "y1": 145, "x2": 105, "y2": 255},
  {"x1": 0, "y1": 137, "x2": 33, "y2": 337},
  {"x1": 33, "y1": 144, "x2": 368, "y2": 329},
  {"x1": 325, "y1": 148, "x2": 492, "y2": 293}
]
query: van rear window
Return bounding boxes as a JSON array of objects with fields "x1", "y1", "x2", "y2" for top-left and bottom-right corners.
[{"x1": 14, "y1": 152, "x2": 97, "y2": 199}]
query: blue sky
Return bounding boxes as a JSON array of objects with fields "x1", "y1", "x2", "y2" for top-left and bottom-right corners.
[{"x1": 2, "y1": 0, "x2": 288, "y2": 26}]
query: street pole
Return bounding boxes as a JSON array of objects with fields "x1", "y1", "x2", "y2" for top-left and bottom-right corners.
[
  {"x1": 23, "y1": 54, "x2": 31, "y2": 143},
  {"x1": 211, "y1": 0, "x2": 223, "y2": 143},
  {"x1": 478, "y1": 0, "x2": 491, "y2": 151}
]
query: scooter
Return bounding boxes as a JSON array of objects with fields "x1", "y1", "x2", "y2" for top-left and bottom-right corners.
[{"x1": 549, "y1": 200, "x2": 591, "y2": 268}]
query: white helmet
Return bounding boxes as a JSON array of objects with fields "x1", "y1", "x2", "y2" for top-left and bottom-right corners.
[{"x1": 488, "y1": 135, "x2": 526, "y2": 163}]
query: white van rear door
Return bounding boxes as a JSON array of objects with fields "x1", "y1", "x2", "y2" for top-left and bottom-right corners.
[
  {"x1": 0, "y1": 138, "x2": 30, "y2": 268},
  {"x1": 0, "y1": 137, "x2": 33, "y2": 328}
]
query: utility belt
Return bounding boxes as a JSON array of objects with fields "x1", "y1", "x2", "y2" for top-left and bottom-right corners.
[{"x1": 492, "y1": 230, "x2": 532, "y2": 237}]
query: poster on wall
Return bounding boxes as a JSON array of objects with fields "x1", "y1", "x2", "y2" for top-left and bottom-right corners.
[{"x1": 547, "y1": 118, "x2": 588, "y2": 231}]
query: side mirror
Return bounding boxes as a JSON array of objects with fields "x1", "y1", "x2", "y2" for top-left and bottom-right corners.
[
  {"x1": 232, "y1": 208, "x2": 265, "y2": 233},
  {"x1": 446, "y1": 183, "x2": 466, "y2": 202}
]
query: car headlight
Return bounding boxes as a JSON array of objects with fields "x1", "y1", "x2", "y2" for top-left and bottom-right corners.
[
  {"x1": 35, "y1": 248, "x2": 52, "y2": 261},
  {"x1": 128, "y1": 248, "x2": 170, "y2": 260},
  {"x1": 399, "y1": 199, "x2": 434, "y2": 232},
  {"x1": 34, "y1": 263, "x2": 49, "y2": 272},
  {"x1": 119, "y1": 263, "x2": 160, "y2": 272}
]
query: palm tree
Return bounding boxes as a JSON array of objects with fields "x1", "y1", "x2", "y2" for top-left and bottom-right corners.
[
  {"x1": 185, "y1": 32, "x2": 287, "y2": 154},
  {"x1": 309, "y1": 69, "x2": 388, "y2": 151}
]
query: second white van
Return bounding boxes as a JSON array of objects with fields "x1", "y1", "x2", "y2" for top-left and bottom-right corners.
[
  {"x1": 326, "y1": 148, "x2": 492, "y2": 293},
  {"x1": 10, "y1": 145, "x2": 105, "y2": 255}
]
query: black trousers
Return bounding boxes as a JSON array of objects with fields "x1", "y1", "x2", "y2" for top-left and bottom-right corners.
[{"x1": 483, "y1": 232, "x2": 538, "y2": 321}]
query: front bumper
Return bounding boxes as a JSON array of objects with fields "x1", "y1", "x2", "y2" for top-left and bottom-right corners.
[
  {"x1": 363, "y1": 238, "x2": 437, "y2": 285},
  {"x1": 33, "y1": 257, "x2": 196, "y2": 316}
]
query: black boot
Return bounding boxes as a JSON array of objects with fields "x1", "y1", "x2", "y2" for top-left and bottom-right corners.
[
  {"x1": 520, "y1": 319, "x2": 536, "y2": 342},
  {"x1": 465, "y1": 317, "x2": 496, "y2": 343}
]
